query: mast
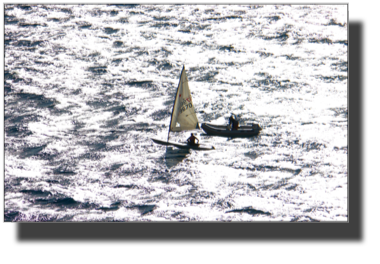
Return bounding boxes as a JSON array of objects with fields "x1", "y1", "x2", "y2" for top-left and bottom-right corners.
[{"x1": 167, "y1": 65, "x2": 185, "y2": 142}]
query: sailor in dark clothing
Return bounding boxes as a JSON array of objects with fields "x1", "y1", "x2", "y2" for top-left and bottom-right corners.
[
  {"x1": 229, "y1": 115, "x2": 235, "y2": 127},
  {"x1": 233, "y1": 119, "x2": 239, "y2": 130},
  {"x1": 187, "y1": 133, "x2": 199, "y2": 145},
  {"x1": 229, "y1": 114, "x2": 239, "y2": 130}
]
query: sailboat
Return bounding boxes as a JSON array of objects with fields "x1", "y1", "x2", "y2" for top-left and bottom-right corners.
[{"x1": 152, "y1": 66, "x2": 214, "y2": 151}]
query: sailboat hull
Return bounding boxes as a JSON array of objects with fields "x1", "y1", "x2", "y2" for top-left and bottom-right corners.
[{"x1": 151, "y1": 138, "x2": 215, "y2": 151}]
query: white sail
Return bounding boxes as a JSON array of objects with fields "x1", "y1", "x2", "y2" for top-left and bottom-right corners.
[{"x1": 169, "y1": 66, "x2": 199, "y2": 132}]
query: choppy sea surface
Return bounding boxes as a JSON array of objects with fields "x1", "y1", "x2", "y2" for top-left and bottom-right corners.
[{"x1": 4, "y1": 4, "x2": 347, "y2": 222}]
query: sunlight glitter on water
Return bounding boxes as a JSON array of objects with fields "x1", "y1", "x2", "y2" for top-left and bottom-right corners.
[{"x1": 4, "y1": 4, "x2": 347, "y2": 222}]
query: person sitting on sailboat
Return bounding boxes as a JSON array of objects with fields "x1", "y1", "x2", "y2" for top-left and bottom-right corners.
[
  {"x1": 229, "y1": 114, "x2": 239, "y2": 130},
  {"x1": 186, "y1": 133, "x2": 199, "y2": 145}
]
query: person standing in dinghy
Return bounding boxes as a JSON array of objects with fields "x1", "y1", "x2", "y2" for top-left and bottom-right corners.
[
  {"x1": 229, "y1": 114, "x2": 239, "y2": 130},
  {"x1": 187, "y1": 133, "x2": 199, "y2": 145}
]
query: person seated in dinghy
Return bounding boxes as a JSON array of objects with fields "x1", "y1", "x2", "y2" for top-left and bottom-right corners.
[
  {"x1": 228, "y1": 114, "x2": 239, "y2": 130},
  {"x1": 186, "y1": 133, "x2": 199, "y2": 145}
]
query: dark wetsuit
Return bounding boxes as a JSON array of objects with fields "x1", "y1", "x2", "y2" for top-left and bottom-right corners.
[
  {"x1": 232, "y1": 120, "x2": 239, "y2": 130},
  {"x1": 187, "y1": 135, "x2": 199, "y2": 145},
  {"x1": 229, "y1": 116, "x2": 239, "y2": 130},
  {"x1": 229, "y1": 116, "x2": 235, "y2": 126}
]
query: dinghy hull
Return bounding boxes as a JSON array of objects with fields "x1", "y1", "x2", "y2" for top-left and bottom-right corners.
[{"x1": 201, "y1": 123, "x2": 261, "y2": 137}]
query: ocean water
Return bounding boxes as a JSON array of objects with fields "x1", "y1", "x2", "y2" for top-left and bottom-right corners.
[{"x1": 4, "y1": 4, "x2": 348, "y2": 222}]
